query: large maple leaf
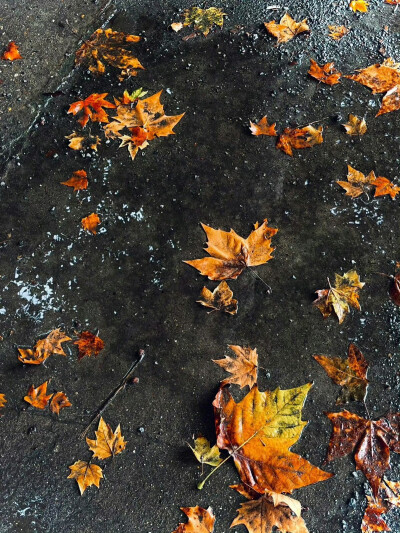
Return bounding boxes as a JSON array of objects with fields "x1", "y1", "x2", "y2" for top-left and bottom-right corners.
[
  {"x1": 326, "y1": 410, "x2": 400, "y2": 497},
  {"x1": 213, "y1": 384, "x2": 333, "y2": 494},
  {"x1": 184, "y1": 220, "x2": 278, "y2": 281}
]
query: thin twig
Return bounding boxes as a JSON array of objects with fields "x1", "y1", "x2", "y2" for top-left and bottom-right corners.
[{"x1": 80, "y1": 349, "x2": 145, "y2": 439}]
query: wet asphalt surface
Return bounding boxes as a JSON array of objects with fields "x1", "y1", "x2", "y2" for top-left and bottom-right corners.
[{"x1": 2, "y1": 0, "x2": 400, "y2": 532}]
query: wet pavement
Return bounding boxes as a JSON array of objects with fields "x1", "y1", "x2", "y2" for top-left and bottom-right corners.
[{"x1": 2, "y1": 0, "x2": 400, "y2": 532}]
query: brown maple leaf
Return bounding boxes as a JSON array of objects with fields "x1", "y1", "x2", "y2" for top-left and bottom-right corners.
[
  {"x1": 346, "y1": 58, "x2": 400, "y2": 94},
  {"x1": 68, "y1": 93, "x2": 116, "y2": 128},
  {"x1": 18, "y1": 328, "x2": 71, "y2": 365},
  {"x1": 326, "y1": 410, "x2": 400, "y2": 497},
  {"x1": 50, "y1": 392, "x2": 72, "y2": 415},
  {"x1": 61, "y1": 170, "x2": 88, "y2": 191},
  {"x1": 276, "y1": 125, "x2": 323, "y2": 156},
  {"x1": 1, "y1": 41, "x2": 22, "y2": 61},
  {"x1": 343, "y1": 114, "x2": 367, "y2": 135},
  {"x1": 184, "y1": 220, "x2": 278, "y2": 281},
  {"x1": 350, "y1": 0, "x2": 369, "y2": 12},
  {"x1": 314, "y1": 344, "x2": 369, "y2": 404},
  {"x1": 337, "y1": 165, "x2": 376, "y2": 198},
  {"x1": 361, "y1": 478, "x2": 400, "y2": 532},
  {"x1": 24, "y1": 381, "x2": 53, "y2": 409},
  {"x1": 373, "y1": 176, "x2": 400, "y2": 199},
  {"x1": 308, "y1": 59, "x2": 341, "y2": 85},
  {"x1": 264, "y1": 14, "x2": 309, "y2": 44},
  {"x1": 75, "y1": 28, "x2": 144, "y2": 78},
  {"x1": 313, "y1": 270, "x2": 365, "y2": 324},
  {"x1": 249, "y1": 116, "x2": 277, "y2": 136},
  {"x1": 68, "y1": 460, "x2": 103, "y2": 495},
  {"x1": 328, "y1": 25, "x2": 349, "y2": 41},
  {"x1": 66, "y1": 131, "x2": 101, "y2": 151},
  {"x1": 86, "y1": 417, "x2": 127, "y2": 459},
  {"x1": 197, "y1": 281, "x2": 238, "y2": 315},
  {"x1": 81, "y1": 213, "x2": 101, "y2": 234},
  {"x1": 75, "y1": 331, "x2": 105, "y2": 360},
  {"x1": 214, "y1": 384, "x2": 332, "y2": 495},
  {"x1": 376, "y1": 85, "x2": 400, "y2": 117},
  {"x1": 213, "y1": 345, "x2": 258, "y2": 389},
  {"x1": 172, "y1": 507, "x2": 215, "y2": 533}
]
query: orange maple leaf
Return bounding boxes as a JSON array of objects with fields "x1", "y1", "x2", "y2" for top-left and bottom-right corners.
[
  {"x1": 66, "y1": 132, "x2": 101, "y2": 151},
  {"x1": 50, "y1": 392, "x2": 72, "y2": 415},
  {"x1": 337, "y1": 165, "x2": 376, "y2": 198},
  {"x1": 328, "y1": 25, "x2": 349, "y2": 41},
  {"x1": 68, "y1": 93, "x2": 116, "y2": 128},
  {"x1": 61, "y1": 170, "x2": 88, "y2": 191},
  {"x1": 373, "y1": 176, "x2": 400, "y2": 199},
  {"x1": 82, "y1": 213, "x2": 101, "y2": 234},
  {"x1": 86, "y1": 417, "x2": 127, "y2": 459},
  {"x1": 18, "y1": 328, "x2": 71, "y2": 365},
  {"x1": 249, "y1": 116, "x2": 277, "y2": 136},
  {"x1": 276, "y1": 125, "x2": 323, "y2": 156},
  {"x1": 24, "y1": 381, "x2": 53, "y2": 409},
  {"x1": 385, "y1": 0, "x2": 400, "y2": 3},
  {"x1": 213, "y1": 345, "x2": 258, "y2": 389},
  {"x1": 68, "y1": 460, "x2": 103, "y2": 495},
  {"x1": 264, "y1": 14, "x2": 309, "y2": 44},
  {"x1": 376, "y1": 85, "x2": 400, "y2": 117},
  {"x1": 1, "y1": 41, "x2": 22, "y2": 61},
  {"x1": 350, "y1": 0, "x2": 369, "y2": 11},
  {"x1": 184, "y1": 220, "x2": 278, "y2": 281},
  {"x1": 172, "y1": 507, "x2": 215, "y2": 533},
  {"x1": 308, "y1": 59, "x2": 341, "y2": 85},
  {"x1": 0, "y1": 393, "x2": 6, "y2": 410},
  {"x1": 75, "y1": 331, "x2": 105, "y2": 360}
]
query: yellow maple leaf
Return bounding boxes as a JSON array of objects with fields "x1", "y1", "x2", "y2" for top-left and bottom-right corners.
[
  {"x1": 188, "y1": 436, "x2": 222, "y2": 470},
  {"x1": 68, "y1": 460, "x2": 103, "y2": 495},
  {"x1": 86, "y1": 417, "x2": 127, "y2": 459},
  {"x1": 350, "y1": 0, "x2": 369, "y2": 12}
]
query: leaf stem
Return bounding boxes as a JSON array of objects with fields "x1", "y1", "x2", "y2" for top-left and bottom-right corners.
[{"x1": 248, "y1": 268, "x2": 272, "y2": 293}]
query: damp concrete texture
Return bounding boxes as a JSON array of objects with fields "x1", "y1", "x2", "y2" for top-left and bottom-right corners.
[{"x1": 1, "y1": 0, "x2": 400, "y2": 532}]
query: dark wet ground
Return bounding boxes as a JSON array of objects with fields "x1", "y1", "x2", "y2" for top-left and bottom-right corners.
[{"x1": 2, "y1": 0, "x2": 400, "y2": 532}]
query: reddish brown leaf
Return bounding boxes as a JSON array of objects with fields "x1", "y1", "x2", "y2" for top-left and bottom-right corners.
[
  {"x1": 249, "y1": 116, "x2": 277, "y2": 136},
  {"x1": 24, "y1": 381, "x2": 53, "y2": 409},
  {"x1": 308, "y1": 59, "x2": 341, "y2": 85},
  {"x1": 1, "y1": 41, "x2": 22, "y2": 61},
  {"x1": 68, "y1": 93, "x2": 116, "y2": 128},
  {"x1": 61, "y1": 170, "x2": 88, "y2": 191},
  {"x1": 372, "y1": 176, "x2": 400, "y2": 199},
  {"x1": 172, "y1": 507, "x2": 215, "y2": 532},
  {"x1": 81, "y1": 213, "x2": 101, "y2": 234},
  {"x1": 197, "y1": 281, "x2": 238, "y2": 314},
  {"x1": 276, "y1": 125, "x2": 323, "y2": 156},
  {"x1": 50, "y1": 392, "x2": 72, "y2": 415},
  {"x1": 75, "y1": 331, "x2": 105, "y2": 360}
]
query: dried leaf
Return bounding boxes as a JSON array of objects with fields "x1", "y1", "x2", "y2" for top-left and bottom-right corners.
[
  {"x1": 350, "y1": 0, "x2": 369, "y2": 12},
  {"x1": 213, "y1": 345, "x2": 258, "y2": 389},
  {"x1": 1, "y1": 41, "x2": 22, "y2": 61},
  {"x1": 184, "y1": 219, "x2": 278, "y2": 281},
  {"x1": 75, "y1": 28, "x2": 143, "y2": 78},
  {"x1": 342, "y1": 114, "x2": 367, "y2": 135},
  {"x1": 18, "y1": 328, "x2": 71, "y2": 365},
  {"x1": 0, "y1": 394, "x2": 6, "y2": 410},
  {"x1": 373, "y1": 176, "x2": 400, "y2": 199},
  {"x1": 172, "y1": 507, "x2": 215, "y2": 533},
  {"x1": 68, "y1": 460, "x2": 103, "y2": 495},
  {"x1": 183, "y1": 7, "x2": 226, "y2": 36},
  {"x1": 326, "y1": 410, "x2": 400, "y2": 497},
  {"x1": 276, "y1": 125, "x2": 323, "y2": 156},
  {"x1": 313, "y1": 270, "x2": 365, "y2": 324},
  {"x1": 232, "y1": 484, "x2": 303, "y2": 517},
  {"x1": 361, "y1": 495, "x2": 390, "y2": 532},
  {"x1": 61, "y1": 170, "x2": 88, "y2": 191},
  {"x1": 337, "y1": 165, "x2": 376, "y2": 198},
  {"x1": 188, "y1": 436, "x2": 222, "y2": 467},
  {"x1": 197, "y1": 281, "x2": 238, "y2": 314},
  {"x1": 171, "y1": 22, "x2": 184, "y2": 32},
  {"x1": 214, "y1": 384, "x2": 333, "y2": 494},
  {"x1": 74, "y1": 331, "x2": 105, "y2": 360},
  {"x1": 86, "y1": 417, "x2": 127, "y2": 459},
  {"x1": 385, "y1": 0, "x2": 400, "y2": 4},
  {"x1": 24, "y1": 381, "x2": 53, "y2": 409},
  {"x1": 249, "y1": 116, "x2": 277, "y2": 136},
  {"x1": 264, "y1": 14, "x2": 309, "y2": 44},
  {"x1": 328, "y1": 25, "x2": 349, "y2": 41},
  {"x1": 68, "y1": 93, "x2": 115, "y2": 128},
  {"x1": 66, "y1": 131, "x2": 101, "y2": 151},
  {"x1": 308, "y1": 59, "x2": 341, "y2": 85},
  {"x1": 81, "y1": 213, "x2": 101, "y2": 235},
  {"x1": 314, "y1": 344, "x2": 369, "y2": 403},
  {"x1": 115, "y1": 88, "x2": 148, "y2": 106},
  {"x1": 50, "y1": 392, "x2": 72, "y2": 415},
  {"x1": 345, "y1": 58, "x2": 400, "y2": 94}
]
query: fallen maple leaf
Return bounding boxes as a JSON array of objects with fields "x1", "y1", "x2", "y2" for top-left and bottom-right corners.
[
  {"x1": 308, "y1": 59, "x2": 341, "y2": 85},
  {"x1": 68, "y1": 93, "x2": 116, "y2": 128},
  {"x1": 350, "y1": 0, "x2": 369, "y2": 12},
  {"x1": 385, "y1": 0, "x2": 400, "y2": 3},
  {"x1": 343, "y1": 114, "x2": 367, "y2": 135},
  {"x1": 276, "y1": 125, "x2": 323, "y2": 156},
  {"x1": 68, "y1": 460, "x2": 103, "y2": 495},
  {"x1": 0, "y1": 393, "x2": 6, "y2": 410},
  {"x1": 264, "y1": 14, "x2": 309, "y2": 45},
  {"x1": 336, "y1": 165, "x2": 376, "y2": 198},
  {"x1": 189, "y1": 436, "x2": 222, "y2": 469},
  {"x1": 197, "y1": 281, "x2": 238, "y2": 314},
  {"x1": 75, "y1": 331, "x2": 105, "y2": 360},
  {"x1": 50, "y1": 392, "x2": 72, "y2": 415},
  {"x1": 184, "y1": 220, "x2": 278, "y2": 281},
  {"x1": 171, "y1": 22, "x2": 184, "y2": 32},
  {"x1": 86, "y1": 417, "x2": 126, "y2": 459},
  {"x1": 328, "y1": 25, "x2": 349, "y2": 41},
  {"x1": 75, "y1": 28, "x2": 144, "y2": 78},
  {"x1": 373, "y1": 176, "x2": 400, "y2": 199},
  {"x1": 24, "y1": 381, "x2": 53, "y2": 409},
  {"x1": 249, "y1": 116, "x2": 277, "y2": 137},
  {"x1": 183, "y1": 7, "x2": 226, "y2": 36},
  {"x1": 115, "y1": 88, "x2": 148, "y2": 106},
  {"x1": 66, "y1": 131, "x2": 101, "y2": 151},
  {"x1": 326, "y1": 410, "x2": 400, "y2": 496},
  {"x1": 18, "y1": 328, "x2": 71, "y2": 365},
  {"x1": 346, "y1": 58, "x2": 400, "y2": 94},
  {"x1": 61, "y1": 170, "x2": 88, "y2": 191},
  {"x1": 313, "y1": 270, "x2": 365, "y2": 324},
  {"x1": 361, "y1": 478, "x2": 400, "y2": 532},
  {"x1": 213, "y1": 345, "x2": 258, "y2": 389},
  {"x1": 172, "y1": 507, "x2": 215, "y2": 533},
  {"x1": 376, "y1": 85, "x2": 400, "y2": 117},
  {"x1": 214, "y1": 384, "x2": 333, "y2": 494},
  {"x1": 81, "y1": 213, "x2": 101, "y2": 235},
  {"x1": 1, "y1": 41, "x2": 22, "y2": 61},
  {"x1": 314, "y1": 344, "x2": 369, "y2": 404}
]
